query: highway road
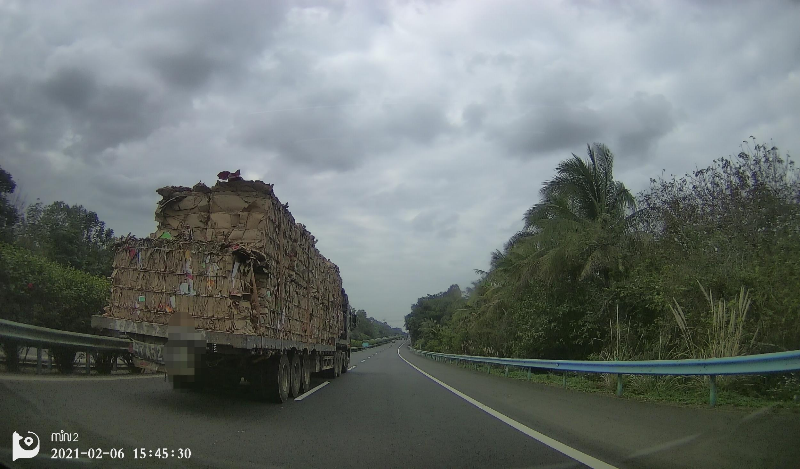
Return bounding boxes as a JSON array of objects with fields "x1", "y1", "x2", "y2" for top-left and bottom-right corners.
[{"x1": 1, "y1": 341, "x2": 799, "y2": 468}]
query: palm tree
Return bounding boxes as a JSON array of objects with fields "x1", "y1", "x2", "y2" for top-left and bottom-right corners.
[
  {"x1": 513, "y1": 143, "x2": 636, "y2": 285},
  {"x1": 526, "y1": 142, "x2": 635, "y2": 227}
]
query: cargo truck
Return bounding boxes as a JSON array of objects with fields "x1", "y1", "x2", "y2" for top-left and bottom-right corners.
[{"x1": 92, "y1": 177, "x2": 355, "y2": 402}]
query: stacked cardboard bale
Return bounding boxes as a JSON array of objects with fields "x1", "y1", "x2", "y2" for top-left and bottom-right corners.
[{"x1": 105, "y1": 179, "x2": 346, "y2": 346}]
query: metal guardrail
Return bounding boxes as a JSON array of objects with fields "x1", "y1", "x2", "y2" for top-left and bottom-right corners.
[
  {"x1": 0, "y1": 319, "x2": 131, "y2": 351},
  {"x1": 0, "y1": 318, "x2": 132, "y2": 374},
  {"x1": 411, "y1": 348, "x2": 800, "y2": 406}
]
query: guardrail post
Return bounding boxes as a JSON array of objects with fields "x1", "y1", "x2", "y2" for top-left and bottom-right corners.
[
  {"x1": 486, "y1": 364, "x2": 490, "y2": 374},
  {"x1": 36, "y1": 348, "x2": 42, "y2": 374},
  {"x1": 563, "y1": 372, "x2": 567, "y2": 388},
  {"x1": 616, "y1": 374, "x2": 623, "y2": 397},
  {"x1": 47, "y1": 349, "x2": 52, "y2": 371},
  {"x1": 85, "y1": 351, "x2": 90, "y2": 375},
  {"x1": 709, "y1": 375, "x2": 717, "y2": 407},
  {"x1": 504, "y1": 365, "x2": 509, "y2": 377},
  {"x1": 527, "y1": 367, "x2": 531, "y2": 381}
]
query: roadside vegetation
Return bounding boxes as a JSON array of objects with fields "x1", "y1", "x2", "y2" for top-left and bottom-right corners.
[
  {"x1": 0, "y1": 167, "x2": 115, "y2": 372},
  {"x1": 350, "y1": 308, "x2": 404, "y2": 346},
  {"x1": 405, "y1": 139, "x2": 800, "y2": 404}
]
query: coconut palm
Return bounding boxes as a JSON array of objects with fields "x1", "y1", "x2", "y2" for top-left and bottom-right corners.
[{"x1": 512, "y1": 143, "x2": 636, "y2": 285}]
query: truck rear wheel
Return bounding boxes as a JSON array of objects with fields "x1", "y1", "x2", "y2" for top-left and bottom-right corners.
[
  {"x1": 274, "y1": 354, "x2": 290, "y2": 403},
  {"x1": 289, "y1": 353, "x2": 302, "y2": 398},
  {"x1": 253, "y1": 354, "x2": 289, "y2": 403},
  {"x1": 300, "y1": 354, "x2": 312, "y2": 393},
  {"x1": 341, "y1": 352, "x2": 349, "y2": 374}
]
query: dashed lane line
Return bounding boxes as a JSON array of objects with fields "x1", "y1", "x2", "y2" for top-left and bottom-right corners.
[{"x1": 294, "y1": 381, "x2": 330, "y2": 401}]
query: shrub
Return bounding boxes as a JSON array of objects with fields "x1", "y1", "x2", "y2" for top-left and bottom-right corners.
[{"x1": 0, "y1": 243, "x2": 110, "y2": 333}]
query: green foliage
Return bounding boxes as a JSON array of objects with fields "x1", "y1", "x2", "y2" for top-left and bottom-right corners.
[
  {"x1": 350, "y1": 307, "x2": 402, "y2": 342},
  {"x1": 0, "y1": 243, "x2": 110, "y2": 333},
  {"x1": 408, "y1": 140, "x2": 800, "y2": 375},
  {"x1": 0, "y1": 166, "x2": 19, "y2": 243},
  {"x1": 404, "y1": 284, "x2": 466, "y2": 350},
  {"x1": 16, "y1": 201, "x2": 115, "y2": 277}
]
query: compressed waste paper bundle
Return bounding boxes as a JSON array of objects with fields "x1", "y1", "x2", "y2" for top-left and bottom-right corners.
[{"x1": 105, "y1": 179, "x2": 346, "y2": 345}]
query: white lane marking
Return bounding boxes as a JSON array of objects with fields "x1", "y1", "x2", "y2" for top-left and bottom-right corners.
[
  {"x1": 0, "y1": 374, "x2": 163, "y2": 382},
  {"x1": 294, "y1": 381, "x2": 329, "y2": 401},
  {"x1": 360, "y1": 359, "x2": 366, "y2": 363},
  {"x1": 397, "y1": 346, "x2": 618, "y2": 469},
  {"x1": 347, "y1": 366, "x2": 356, "y2": 371}
]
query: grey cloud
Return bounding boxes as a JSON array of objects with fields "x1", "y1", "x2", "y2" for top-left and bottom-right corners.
[
  {"x1": 466, "y1": 52, "x2": 517, "y2": 73},
  {"x1": 92, "y1": 174, "x2": 154, "y2": 202},
  {"x1": 147, "y1": 47, "x2": 223, "y2": 90},
  {"x1": 42, "y1": 67, "x2": 97, "y2": 111},
  {"x1": 488, "y1": 91, "x2": 677, "y2": 160},
  {"x1": 149, "y1": 1, "x2": 287, "y2": 53},
  {"x1": 492, "y1": 104, "x2": 604, "y2": 157},
  {"x1": 462, "y1": 103, "x2": 486, "y2": 130},
  {"x1": 231, "y1": 90, "x2": 454, "y2": 171},
  {"x1": 412, "y1": 210, "x2": 459, "y2": 240},
  {"x1": 515, "y1": 63, "x2": 595, "y2": 107},
  {"x1": 38, "y1": 61, "x2": 173, "y2": 158},
  {"x1": 379, "y1": 100, "x2": 453, "y2": 145},
  {"x1": 615, "y1": 93, "x2": 676, "y2": 157},
  {"x1": 140, "y1": 2, "x2": 291, "y2": 91},
  {"x1": 62, "y1": 82, "x2": 172, "y2": 157},
  {"x1": 231, "y1": 88, "x2": 364, "y2": 170},
  {"x1": 0, "y1": 77, "x2": 66, "y2": 154}
]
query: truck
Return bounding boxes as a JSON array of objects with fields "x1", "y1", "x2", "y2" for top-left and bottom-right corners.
[{"x1": 92, "y1": 176, "x2": 355, "y2": 402}]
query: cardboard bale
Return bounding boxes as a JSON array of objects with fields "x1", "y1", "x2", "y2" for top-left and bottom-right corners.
[{"x1": 107, "y1": 178, "x2": 348, "y2": 343}]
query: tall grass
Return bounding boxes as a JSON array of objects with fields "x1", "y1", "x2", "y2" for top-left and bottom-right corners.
[{"x1": 668, "y1": 282, "x2": 755, "y2": 359}]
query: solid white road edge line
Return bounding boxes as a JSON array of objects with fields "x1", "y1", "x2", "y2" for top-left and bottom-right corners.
[
  {"x1": 294, "y1": 381, "x2": 330, "y2": 401},
  {"x1": 396, "y1": 345, "x2": 618, "y2": 469}
]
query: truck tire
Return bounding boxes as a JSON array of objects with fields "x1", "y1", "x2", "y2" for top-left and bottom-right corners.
[
  {"x1": 274, "y1": 354, "x2": 290, "y2": 403},
  {"x1": 341, "y1": 352, "x2": 349, "y2": 374},
  {"x1": 333, "y1": 352, "x2": 341, "y2": 378},
  {"x1": 289, "y1": 353, "x2": 302, "y2": 398},
  {"x1": 300, "y1": 354, "x2": 312, "y2": 393},
  {"x1": 253, "y1": 354, "x2": 290, "y2": 403}
]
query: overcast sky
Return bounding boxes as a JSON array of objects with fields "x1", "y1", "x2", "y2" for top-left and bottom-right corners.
[{"x1": 1, "y1": 0, "x2": 799, "y2": 328}]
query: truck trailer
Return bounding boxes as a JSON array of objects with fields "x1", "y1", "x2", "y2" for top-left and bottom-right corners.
[{"x1": 92, "y1": 177, "x2": 354, "y2": 402}]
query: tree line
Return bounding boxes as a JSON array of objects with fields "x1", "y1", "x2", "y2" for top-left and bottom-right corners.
[
  {"x1": 1, "y1": 167, "x2": 116, "y2": 371},
  {"x1": 405, "y1": 140, "x2": 800, "y2": 368},
  {"x1": 0, "y1": 167, "x2": 115, "y2": 332},
  {"x1": 350, "y1": 307, "x2": 404, "y2": 343}
]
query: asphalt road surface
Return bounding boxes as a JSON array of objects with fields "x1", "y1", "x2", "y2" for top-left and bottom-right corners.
[{"x1": 1, "y1": 341, "x2": 799, "y2": 468}]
